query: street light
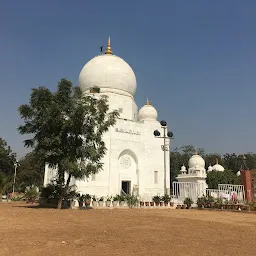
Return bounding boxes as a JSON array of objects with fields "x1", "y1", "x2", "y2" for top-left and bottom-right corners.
[
  {"x1": 12, "y1": 162, "x2": 19, "y2": 196},
  {"x1": 154, "y1": 120, "x2": 174, "y2": 195}
]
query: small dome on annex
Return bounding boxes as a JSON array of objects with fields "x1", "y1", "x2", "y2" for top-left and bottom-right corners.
[
  {"x1": 188, "y1": 151, "x2": 205, "y2": 169},
  {"x1": 138, "y1": 99, "x2": 158, "y2": 121},
  {"x1": 207, "y1": 165, "x2": 213, "y2": 172},
  {"x1": 212, "y1": 159, "x2": 225, "y2": 172},
  {"x1": 78, "y1": 37, "x2": 137, "y2": 97}
]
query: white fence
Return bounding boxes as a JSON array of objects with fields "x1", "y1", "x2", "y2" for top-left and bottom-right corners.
[
  {"x1": 217, "y1": 184, "x2": 244, "y2": 202},
  {"x1": 172, "y1": 181, "x2": 206, "y2": 205},
  {"x1": 173, "y1": 182, "x2": 245, "y2": 205}
]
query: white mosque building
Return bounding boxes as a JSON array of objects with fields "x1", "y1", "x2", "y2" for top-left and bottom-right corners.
[{"x1": 44, "y1": 37, "x2": 170, "y2": 200}]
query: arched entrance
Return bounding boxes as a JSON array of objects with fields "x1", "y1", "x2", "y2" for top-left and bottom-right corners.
[{"x1": 118, "y1": 149, "x2": 139, "y2": 195}]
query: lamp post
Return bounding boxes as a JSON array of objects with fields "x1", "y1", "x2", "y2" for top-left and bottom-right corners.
[
  {"x1": 12, "y1": 162, "x2": 19, "y2": 196},
  {"x1": 154, "y1": 120, "x2": 173, "y2": 195}
]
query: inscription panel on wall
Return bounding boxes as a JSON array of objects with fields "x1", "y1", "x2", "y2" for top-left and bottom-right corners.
[{"x1": 115, "y1": 128, "x2": 141, "y2": 135}]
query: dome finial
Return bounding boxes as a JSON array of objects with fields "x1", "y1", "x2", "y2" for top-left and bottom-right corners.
[
  {"x1": 216, "y1": 158, "x2": 218, "y2": 164},
  {"x1": 105, "y1": 36, "x2": 113, "y2": 55},
  {"x1": 194, "y1": 150, "x2": 198, "y2": 155},
  {"x1": 146, "y1": 98, "x2": 150, "y2": 106}
]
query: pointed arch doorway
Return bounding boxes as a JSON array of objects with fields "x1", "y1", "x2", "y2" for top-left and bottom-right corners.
[{"x1": 118, "y1": 149, "x2": 139, "y2": 195}]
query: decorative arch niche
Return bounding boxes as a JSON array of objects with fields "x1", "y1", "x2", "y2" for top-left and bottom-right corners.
[{"x1": 118, "y1": 149, "x2": 138, "y2": 168}]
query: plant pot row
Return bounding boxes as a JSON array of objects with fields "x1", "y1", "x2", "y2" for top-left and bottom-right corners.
[
  {"x1": 197, "y1": 203, "x2": 253, "y2": 211},
  {"x1": 140, "y1": 202, "x2": 174, "y2": 207},
  {"x1": 80, "y1": 200, "x2": 127, "y2": 208},
  {"x1": 176, "y1": 204, "x2": 191, "y2": 209}
]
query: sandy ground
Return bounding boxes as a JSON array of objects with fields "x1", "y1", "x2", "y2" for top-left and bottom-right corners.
[{"x1": 0, "y1": 203, "x2": 256, "y2": 256}]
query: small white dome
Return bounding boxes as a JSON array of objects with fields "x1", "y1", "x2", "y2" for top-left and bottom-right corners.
[
  {"x1": 181, "y1": 165, "x2": 186, "y2": 171},
  {"x1": 138, "y1": 100, "x2": 158, "y2": 121},
  {"x1": 207, "y1": 165, "x2": 213, "y2": 172},
  {"x1": 188, "y1": 152, "x2": 205, "y2": 169},
  {"x1": 236, "y1": 171, "x2": 241, "y2": 176},
  {"x1": 180, "y1": 165, "x2": 187, "y2": 174},
  {"x1": 212, "y1": 163, "x2": 225, "y2": 172},
  {"x1": 78, "y1": 37, "x2": 137, "y2": 97}
]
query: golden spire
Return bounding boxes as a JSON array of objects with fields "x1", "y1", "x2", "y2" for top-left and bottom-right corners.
[
  {"x1": 146, "y1": 98, "x2": 150, "y2": 106},
  {"x1": 194, "y1": 150, "x2": 198, "y2": 155},
  {"x1": 104, "y1": 36, "x2": 113, "y2": 55},
  {"x1": 216, "y1": 158, "x2": 218, "y2": 164}
]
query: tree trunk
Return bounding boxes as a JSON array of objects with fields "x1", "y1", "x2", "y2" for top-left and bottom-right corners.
[{"x1": 57, "y1": 173, "x2": 72, "y2": 209}]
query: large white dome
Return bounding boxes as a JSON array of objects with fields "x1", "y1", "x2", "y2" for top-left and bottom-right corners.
[
  {"x1": 138, "y1": 99, "x2": 158, "y2": 121},
  {"x1": 78, "y1": 37, "x2": 137, "y2": 97},
  {"x1": 188, "y1": 153, "x2": 205, "y2": 168}
]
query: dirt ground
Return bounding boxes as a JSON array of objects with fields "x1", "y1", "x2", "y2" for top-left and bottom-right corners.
[{"x1": 0, "y1": 203, "x2": 256, "y2": 256}]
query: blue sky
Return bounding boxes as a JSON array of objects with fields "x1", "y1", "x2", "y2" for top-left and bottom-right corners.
[{"x1": 1, "y1": 0, "x2": 256, "y2": 158}]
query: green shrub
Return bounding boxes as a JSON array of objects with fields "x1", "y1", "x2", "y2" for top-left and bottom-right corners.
[
  {"x1": 118, "y1": 194, "x2": 125, "y2": 202},
  {"x1": 112, "y1": 194, "x2": 120, "y2": 201},
  {"x1": 152, "y1": 195, "x2": 161, "y2": 203},
  {"x1": 84, "y1": 194, "x2": 91, "y2": 200},
  {"x1": 125, "y1": 195, "x2": 138, "y2": 208},
  {"x1": 40, "y1": 182, "x2": 76, "y2": 201},
  {"x1": 184, "y1": 197, "x2": 193, "y2": 208},
  {"x1": 11, "y1": 195, "x2": 24, "y2": 201},
  {"x1": 24, "y1": 185, "x2": 40, "y2": 202},
  {"x1": 197, "y1": 195, "x2": 214, "y2": 208},
  {"x1": 161, "y1": 194, "x2": 171, "y2": 203}
]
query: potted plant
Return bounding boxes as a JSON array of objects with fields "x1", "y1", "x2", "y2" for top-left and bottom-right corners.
[
  {"x1": 206, "y1": 195, "x2": 214, "y2": 208},
  {"x1": 105, "y1": 195, "x2": 112, "y2": 207},
  {"x1": 112, "y1": 195, "x2": 119, "y2": 207},
  {"x1": 92, "y1": 195, "x2": 97, "y2": 207},
  {"x1": 118, "y1": 194, "x2": 126, "y2": 207},
  {"x1": 214, "y1": 197, "x2": 223, "y2": 209},
  {"x1": 184, "y1": 197, "x2": 193, "y2": 209},
  {"x1": 84, "y1": 194, "x2": 91, "y2": 206},
  {"x1": 98, "y1": 196, "x2": 104, "y2": 207},
  {"x1": 162, "y1": 194, "x2": 171, "y2": 206},
  {"x1": 126, "y1": 195, "x2": 139, "y2": 208},
  {"x1": 78, "y1": 194, "x2": 85, "y2": 208},
  {"x1": 152, "y1": 195, "x2": 161, "y2": 206},
  {"x1": 223, "y1": 200, "x2": 228, "y2": 209}
]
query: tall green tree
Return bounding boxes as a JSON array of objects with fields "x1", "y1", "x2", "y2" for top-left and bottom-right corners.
[
  {"x1": 206, "y1": 170, "x2": 240, "y2": 189},
  {"x1": 222, "y1": 153, "x2": 256, "y2": 173},
  {"x1": 0, "y1": 138, "x2": 16, "y2": 175},
  {"x1": 222, "y1": 153, "x2": 241, "y2": 173},
  {"x1": 15, "y1": 152, "x2": 45, "y2": 192},
  {"x1": 18, "y1": 79, "x2": 119, "y2": 208},
  {"x1": 243, "y1": 153, "x2": 256, "y2": 170}
]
